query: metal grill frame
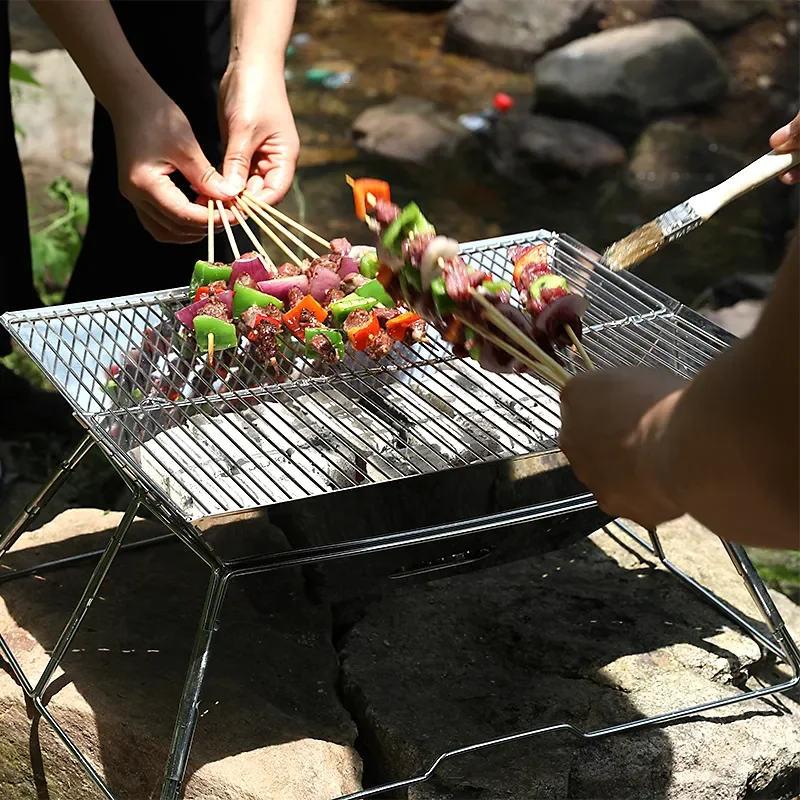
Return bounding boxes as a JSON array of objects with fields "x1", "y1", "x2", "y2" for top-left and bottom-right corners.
[{"x1": 0, "y1": 231, "x2": 797, "y2": 800}]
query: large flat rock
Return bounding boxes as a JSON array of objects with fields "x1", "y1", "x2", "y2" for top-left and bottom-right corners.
[
  {"x1": 0, "y1": 509, "x2": 362, "y2": 799},
  {"x1": 533, "y1": 19, "x2": 728, "y2": 139},
  {"x1": 340, "y1": 517, "x2": 800, "y2": 799}
]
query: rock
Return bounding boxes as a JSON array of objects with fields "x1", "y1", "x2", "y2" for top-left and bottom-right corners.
[
  {"x1": 443, "y1": 0, "x2": 603, "y2": 72},
  {"x1": 489, "y1": 112, "x2": 626, "y2": 182},
  {"x1": 11, "y1": 49, "x2": 94, "y2": 172},
  {"x1": 533, "y1": 19, "x2": 728, "y2": 139},
  {"x1": 652, "y1": 0, "x2": 771, "y2": 33},
  {"x1": 340, "y1": 517, "x2": 800, "y2": 799},
  {"x1": 8, "y1": 1, "x2": 60, "y2": 51},
  {"x1": 0, "y1": 509, "x2": 362, "y2": 799},
  {"x1": 352, "y1": 97, "x2": 469, "y2": 166},
  {"x1": 698, "y1": 300, "x2": 764, "y2": 338},
  {"x1": 625, "y1": 121, "x2": 746, "y2": 203}
]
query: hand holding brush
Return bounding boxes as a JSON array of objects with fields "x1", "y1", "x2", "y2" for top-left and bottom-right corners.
[{"x1": 602, "y1": 112, "x2": 800, "y2": 272}]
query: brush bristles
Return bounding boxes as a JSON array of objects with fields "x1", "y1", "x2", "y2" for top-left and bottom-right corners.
[{"x1": 603, "y1": 220, "x2": 666, "y2": 272}]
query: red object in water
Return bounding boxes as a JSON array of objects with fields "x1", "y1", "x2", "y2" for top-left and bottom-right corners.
[{"x1": 493, "y1": 92, "x2": 514, "y2": 113}]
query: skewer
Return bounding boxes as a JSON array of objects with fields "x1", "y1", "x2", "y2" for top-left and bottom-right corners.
[
  {"x1": 229, "y1": 203, "x2": 275, "y2": 267},
  {"x1": 565, "y1": 325, "x2": 594, "y2": 371},
  {"x1": 235, "y1": 198, "x2": 304, "y2": 267},
  {"x1": 216, "y1": 199, "x2": 240, "y2": 260},
  {"x1": 456, "y1": 315, "x2": 565, "y2": 389},
  {"x1": 207, "y1": 199, "x2": 214, "y2": 263},
  {"x1": 242, "y1": 190, "x2": 331, "y2": 249},
  {"x1": 239, "y1": 195, "x2": 320, "y2": 260},
  {"x1": 207, "y1": 332, "x2": 214, "y2": 365},
  {"x1": 470, "y1": 291, "x2": 571, "y2": 384}
]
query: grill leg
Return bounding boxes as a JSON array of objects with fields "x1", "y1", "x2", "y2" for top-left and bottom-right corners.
[
  {"x1": 334, "y1": 522, "x2": 800, "y2": 800},
  {"x1": 160, "y1": 569, "x2": 228, "y2": 800},
  {"x1": 0, "y1": 434, "x2": 94, "y2": 558},
  {"x1": 0, "y1": 494, "x2": 140, "y2": 800}
]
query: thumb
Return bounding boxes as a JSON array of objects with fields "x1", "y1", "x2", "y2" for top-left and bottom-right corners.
[
  {"x1": 221, "y1": 126, "x2": 258, "y2": 196},
  {"x1": 173, "y1": 139, "x2": 242, "y2": 199}
]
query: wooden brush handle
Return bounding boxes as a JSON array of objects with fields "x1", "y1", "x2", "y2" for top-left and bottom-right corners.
[{"x1": 689, "y1": 149, "x2": 800, "y2": 221}]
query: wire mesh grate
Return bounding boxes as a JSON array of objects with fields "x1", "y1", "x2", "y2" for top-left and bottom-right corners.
[{"x1": 2, "y1": 231, "x2": 731, "y2": 523}]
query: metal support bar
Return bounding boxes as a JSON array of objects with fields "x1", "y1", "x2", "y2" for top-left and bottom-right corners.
[
  {"x1": 160, "y1": 569, "x2": 228, "y2": 800},
  {"x1": 0, "y1": 434, "x2": 94, "y2": 558}
]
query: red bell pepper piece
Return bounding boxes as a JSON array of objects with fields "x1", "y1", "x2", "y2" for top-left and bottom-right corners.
[
  {"x1": 385, "y1": 312, "x2": 421, "y2": 342},
  {"x1": 346, "y1": 312, "x2": 380, "y2": 351},
  {"x1": 194, "y1": 285, "x2": 210, "y2": 303},
  {"x1": 347, "y1": 176, "x2": 391, "y2": 221},
  {"x1": 282, "y1": 295, "x2": 327, "y2": 336},
  {"x1": 376, "y1": 264, "x2": 394, "y2": 289}
]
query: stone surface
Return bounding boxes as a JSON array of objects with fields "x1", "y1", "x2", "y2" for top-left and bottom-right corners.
[
  {"x1": 489, "y1": 112, "x2": 626, "y2": 182},
  {"x1": 533, "y1": 19, "x2": 728, "y2": 139},
  {"x1": 625, "y1": 120, "x2": 745, "y2": 203},
  {"x1": 698, "y1": 300, "x2": 764, "y2": 338},
  {"x1": 11, "y1": 49, "x2": 94, "y2": 197},
  {"x1": 444, "y1": 0, "x2": 602, "y2": 72},
  {"x1": 0, "y1": 509, "x2": 362, "y2": 799},
  {"x1": 351, "y1": 97, "x2": 469, "y2": 165},
  {"x1": 652, "y1": 0, "x2": 771, "y2": 32},
  {"x1": 340, "y1": 517, "x2": 800, "y2": 799}
]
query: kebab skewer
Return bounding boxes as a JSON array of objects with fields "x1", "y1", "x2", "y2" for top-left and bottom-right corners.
[{"x1": 347, "y1": 177, "x2": 574, "y2": 385}]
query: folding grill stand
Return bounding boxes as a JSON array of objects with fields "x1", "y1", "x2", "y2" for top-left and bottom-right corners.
[
  {"x1": 1, "y1": 229, "x2": 798, "y2": 799},
  {"x1": 0, "y1": 432, "x2": 797, "y2": 800}
]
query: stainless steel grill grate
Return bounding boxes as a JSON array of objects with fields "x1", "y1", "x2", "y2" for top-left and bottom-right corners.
[{"x1": 2, "y1": 231, "x2": 732, "y2": 523}]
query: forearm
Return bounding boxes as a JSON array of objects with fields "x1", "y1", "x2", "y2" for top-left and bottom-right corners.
[
  {"x1": 230, "y1": 0, "x2": 297, "y2": 70},
  {"x1": 28, "y1": 0, "x2": 158, "y2": 119},
  {"x1": 655, "y1": 235, "x2": 799, "y2": 549}
]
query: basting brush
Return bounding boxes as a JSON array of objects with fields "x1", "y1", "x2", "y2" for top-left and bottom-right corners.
[{"x1": 602, "y1": 148, "x2": 800, "y2": 272}]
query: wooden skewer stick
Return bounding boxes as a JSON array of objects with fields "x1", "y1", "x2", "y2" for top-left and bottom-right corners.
[
  {"x1": 242, "y1": 191, "x2": 331, "y2": 249},
  {"x1": 456, "y1": 315, "x2": 565, "y2": 389},
  {"x1": 207, "y1": 332, "x2": 215, "y2": 366},
  {"x1": 207, "y1": 199, "x2": 214, "y2": 264},
  {"x1": 470, "y1": 291, "x2": 571, "y2": 384},
  {"x1": 565, "y1": 324, "x2": 594, "y2": 371},
  {"x1": 236, "y1": 198, "x2": 304, "y2": 268},
  {"x1": 216, "y1": 199, "x2": 239, "y2": 260},
  {"x1": 229, "y1": 203, "x2": 275, "y2": 267},
  {"x1": 238, "y1": 195, "x2": 317, "y2": 261}
]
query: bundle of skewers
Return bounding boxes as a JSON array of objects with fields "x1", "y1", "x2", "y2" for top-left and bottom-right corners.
[
  {"x1": 345, "y1": 177, "x2": 594, "y2": 388},
  {"x1": 105, "y1": 176, "x2": 596, "y2": 419},
  {"x1": 173, "y1": 192, "x2": 430, "y2": 376}
]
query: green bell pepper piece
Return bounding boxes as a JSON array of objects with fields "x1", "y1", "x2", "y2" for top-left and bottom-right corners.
[
  {"x1": 356, "y1": 278, "x2": 395, "y2": 308},
  {"x1": 381, "y1": 203, "x2": 435, "y2": 256},
  {"x1": 190, "y1": 261, "x2": 232, "y2": 296},
  {"x1": 328, "y1": 294, "x2": 378, "y2": 326},
  {"x1": 401, "y1": 265, "x2": 422, "y2": 294},
  {"x1": 131, "y1": 388, "x2": 144, "y2": 403},
  {"x1": 104, "y1": 379, "x2": 119, "y2": 398},
  {"x1": 529, "y1": 273, "x2": 568, "y2": 300},
  {"x1": 232, "y1": 285, "x2": 283, "y2": 318},
  {"x1": 193, "y1": 316, "x2": 239, "y2": 352},
  {"x1": 304, "y1": 328, "x2": 345, "y2": 361},
  {"x1": 359, "y1": 251, "x2": 379, "y2": 279},
  {"x1": 464, "y1": 327, "x2": 481, "y2": 362},
  {"x1": 482, "y1": 279, "x2": 512, "y2": 295},
  {"x1": 430, "y1": 276, "x2": 455, "y2": 317}
]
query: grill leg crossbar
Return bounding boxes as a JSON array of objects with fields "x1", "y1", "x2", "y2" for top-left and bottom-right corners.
[{"x1": 1, "y1": 458, "x2": 798, "y2": 800}]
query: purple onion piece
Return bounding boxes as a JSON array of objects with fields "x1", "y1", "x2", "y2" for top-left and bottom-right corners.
[
  {"x1": 337, "y1": 256, "x2": 360, "y2": 279},
  {"x1": 257, "y1": 275, "x2": 309, "y2": 302},
  {"x1": 534, "y1": 295, "x2": 589, "y2": 349},
  {"x1": 229, "y1": 251, "x2": 275, "y2": 288},
  {"x1": 175, "y1": 297, "x2": 209, "y2": 329},
  {"x1": 215, "y1": 290, "x2": 234, "y2": 315},
  {"x1": 308, "y1": 268, "x2": 341, "y2": 302}
]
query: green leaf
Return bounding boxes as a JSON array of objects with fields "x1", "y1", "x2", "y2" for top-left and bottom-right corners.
[{"x1": 9, "y1": 62, "x2": 40, "y2": 86}]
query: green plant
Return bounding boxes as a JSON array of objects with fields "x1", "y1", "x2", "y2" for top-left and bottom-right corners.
[
  {"x1": 30, "y1": 177, "x2": 89, "y2": 304},
  {"x1": 9, "y1": 61, "x2": 39, "y2": 138}
]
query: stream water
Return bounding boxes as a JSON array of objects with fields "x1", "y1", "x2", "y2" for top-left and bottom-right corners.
[{"x1": 283, "y1": 0, "x2": 798, "y2": 307}]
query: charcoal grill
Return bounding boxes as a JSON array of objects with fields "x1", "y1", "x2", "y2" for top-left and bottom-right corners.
[{"x1": 0, "y1": 231, "x2": 797, "y2": 800}]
